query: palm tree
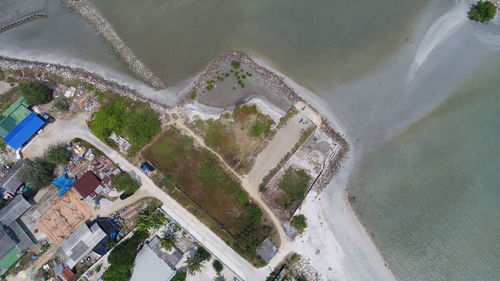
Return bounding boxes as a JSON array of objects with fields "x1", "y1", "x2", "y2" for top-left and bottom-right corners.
[{"x1": 160, "y1": 234, "x2": 178, "y2": 251}]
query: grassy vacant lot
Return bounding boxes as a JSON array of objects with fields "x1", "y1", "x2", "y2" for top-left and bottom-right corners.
[
  {"x1": 193, "y1": 104, "x2": 275, "y2": 174},
  {"x1": 275, "y1": 168, "x2": 311, "y2": 218},
  {"x1": 90, "y1": 94, "x2": 160, "y2": 152},
  {"x1": 0, "y1": 87, "x2": 21, "y2": 112},
  {"x1": 143, "y1": 127, "x2": 273, "y2": 266}
]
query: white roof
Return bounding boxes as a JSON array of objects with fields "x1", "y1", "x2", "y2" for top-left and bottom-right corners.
[
  {"x1": 58, "y1": 223, "x2": 106, "y2": 268},
  {"x1": 130, "y1": 245, "x2": 175, "y2": 281}
]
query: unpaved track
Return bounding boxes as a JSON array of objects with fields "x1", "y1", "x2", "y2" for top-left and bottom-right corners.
[
  {"x1": 22, "y1": 114, "x2": 270, "y2": 280},
  {"x1": 246, "y1": 113, "x2": 310, "y2": 188},
  {"x1": 175, "y1": 120, "x2": 288, "y2": 248}
]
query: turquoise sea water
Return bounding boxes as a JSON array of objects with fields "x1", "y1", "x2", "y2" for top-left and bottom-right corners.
[
  {"x1": 349, "y1": 55, "x2": 500, "y2": 280},
  {"x1": 1, "y1": 0, "x2": 500, "y2": 280}
]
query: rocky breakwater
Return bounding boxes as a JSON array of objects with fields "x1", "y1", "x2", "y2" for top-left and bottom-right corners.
[
  {"x1": 0, "y1": 56, "x2": 171, "y2": 123},
  {"x1": 62, "y1": 0, "x2": 167, "y2": 90},
  {"x1": 183, "y1": 51, "x2": 350, "y2": 192}
]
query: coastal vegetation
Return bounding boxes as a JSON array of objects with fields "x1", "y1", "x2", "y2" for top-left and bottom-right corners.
[
  {"x1": 160, "y1": 234, "x2": 178, "y2": 251},
  {"x1": 171, "y1": 271, "x2": 187, "y2": 281},
  {"x1": 469, "y1": 1, "x2": 497, "y2": 23},
  {"x1": 185, "y1": 246, "x2": 212, "y2": 274},
  {"x1": 199, "y1": 60, "x2": 253, "y2": 94},
  {"x1": 290, "y1": 214, "x2": 308, "y2": 234},
  {"x1": 276, "y1": 168, "x2": 312, "y2": 212},
  {"x1": 44, "y1": 143, "x2": 71, "y2": 165},
  {"x1": 143, "y1": 127, "x2": 273, "y2": 266},
  {"x1": 0, "y1": 87, "x2": 21, "y2": 112},
  {"x1": 112, "y1": 172, "x2": 140, "y2": 194},
  {"x1": 90, "y1": 95, "x2": 161, "y2": 151},
  {"x1": 135, "y1": 205, "x2": 167, "y2": 231},
  {"x1": 19, "y1": 157, "x2": 55, "y2": 190},
  {"x1": 103, "y1": 230, "x2": 148, "y2": 281},
  {"x1": 212, "y1": 259, "x2": 223, "y2": 274},
  {"x1": 193, "y1": 104, "x2": 275, "y2": 173},
  {"x1": 19, "y1": 81, "x2": 53, "y2": 105}
]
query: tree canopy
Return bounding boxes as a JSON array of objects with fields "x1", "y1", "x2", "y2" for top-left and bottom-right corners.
[
  {"x1": 112, "y1": 172, "x2": 140, "y2": 194},
  {"x1": 104, "y1": 231, "x2": 148, "y2": 281},
  {"x1": 212, "y1": 259, "x2": 223, "y2": 274},
  {"x1": 19, "y1": 81, "x2": 53, "y2": 105},
  {"x1": 90, "y1": 96, "x2": 161, "y2": 151},
  {"x1": 44, "y1": 144, "x2": 71, "y2": 165},
  {"x1": 171, "y1": 271, "x2": 187, "y2": 281},
  {"x1": 290, "y1": 214, "x2": 308, "y2": 234},
  {"x1": 136, "y1": 207, "x2": 167, "y2": 231},
  {"x1": 469, "y1": 1, "x2": 497, "y2": 23},
  {"x1": 185, "y1": 246, "x2": 212, "y2": 274},
  {"x1": 19, "y1": 158, "x2": 56, "y2": 190},
  {"x1": 160, "y1": 234, "x2": 178, "y2": 251}
]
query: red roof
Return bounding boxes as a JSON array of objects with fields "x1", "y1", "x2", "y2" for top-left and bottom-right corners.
[{"x1": 73, "y1": 171, "x2": 101, "y2": 198}]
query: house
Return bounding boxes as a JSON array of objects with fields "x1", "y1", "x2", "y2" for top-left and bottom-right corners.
[
  {"x1": 0, "y1": 195, "x2": 35, "y2": 275},
  {"x1": 257, "y1": 238, "x2": 278, "y2": 264},
  {"x1": 37, "y1": 189, "x2": 94, "y2": 244},
  {"x1": 57, "y1": 222, "x2": 107, "y2": 269},
  {"x1": 0, "y1": 160, "x2": 26, "y2": 196},
  {"x1": 0, "y1": 195, "x2": 32, "y2": 226},
  {"x1": 130, "y1": 239, "x2": 177, "y2": 281},
  {"x1": 140, "y1": 161, "x2": 157, "y2": 177},
  {"x1": 0, "y1": 97, "x2": 45, "y2": 150},
  {"x1": 73, "y1": 171, "x2": 103, "y2": 200},
  {"x1": 53, "y1": 262, "x2": 75, "y2": 281}
]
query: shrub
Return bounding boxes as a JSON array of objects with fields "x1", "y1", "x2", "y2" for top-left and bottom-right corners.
[
  {"x1": 171, "y1": 271, "x2": 187, "y2": 281},
  {"x1": 469, "y1": 1, "x2": 496, "y2": 23},
  {"x1": 0, "y1": 70, "x2": 4, "y2": 81},
  {"x1": 190, "y1": 91, "x2": 197, "y2": 100},
  {"x1": 44, "y1": 144, "x2": 71, "y2": 165},
  {"x1": 112, "y1": 172, "x2": 140, "y2": 194},
  {"x1": 53, "y1": 97, "x2": 70, "y2": 111},
  {"x1": 212, "y1": 259, "x2": 223, "y2": 274},
  {"x1": 19, "y1": 81, "x2": 53, "y2": 105},
  {"x1": 291, "y1": 214, "x2": 308, "y2": 234},
  {"x1": 231, "y1": 60, "x2": 241, "y2": 69}
]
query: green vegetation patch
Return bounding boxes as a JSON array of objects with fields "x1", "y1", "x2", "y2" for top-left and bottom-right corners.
[
  {"x1": 469, "y1": 1, "x2": 497, "y2": 23},
  {"x1": 19, "y1": 81, "x2": 53, "y2": 105},
  {"x1": 290, "y1": 214, "x2": 308, "y2": 234},
  {"x1": 276, "y1": 168, "x2": 311, "y2": 212},
  {"x1": 193, "y1": 104, "x2": 275, "y2": 173},
  {"x1": 112, "y1": 172, "x2": 140, "y2": 194},
  {"x1": 103, "y1": 231, "x2": 148, "y2": 281},
  {"x1": 0, "y1": 87, "x2": 21, "y2": 113},
  {"x1": 143, "y1": 127, "x2": 272, "y2": 265},
  {"x1": 90, "y1": 95, "x2": 161, "y2": 151}
]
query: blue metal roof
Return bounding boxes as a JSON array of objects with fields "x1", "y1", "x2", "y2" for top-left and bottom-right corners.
[
  {"x1": 51, "y1": 174, "x2": 77, "y2": 197},
  {"x1": 3, "y1": 113, "x2": 45, "y2": 150}
]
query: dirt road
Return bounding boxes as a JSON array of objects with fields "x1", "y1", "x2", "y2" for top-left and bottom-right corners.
[{"x1": 22, "y1": 114, "x2": 271, "y2": 280}]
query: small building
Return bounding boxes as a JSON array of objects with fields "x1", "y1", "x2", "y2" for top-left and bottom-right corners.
[
  {"x1": 0, "y1": 160, "x2": 26, "y2": 196},
  {"x1": 140, "y1": 161, "x2": 157, "y2": 177},
  {"x1": 73, "y1": 171, "x2": 103, "y2": 200},
  {"x1": 0, "y1": 195, "x2": 32, "y2": 226},
  {"x1": 57, "y1": 222, "x2": 107, "y2": 269},
  {"x1": 130, "y1": 242, "x2": 176, "y2": 281},
  {"x1": 0, "y1": 195, "x2": 35, "y2": 275},
  {"x1": 37, "y1": 189, "x2": 94, "y2": 244},
  {"x1": 257, "y1": 238, "x2": 278, "y2": 264},
  {"x1": 53, "y1": 262, "x2": 75, "y2": 281},
  {"x1": 0, "y1": 97, "x2": 45, "y2": 150}
]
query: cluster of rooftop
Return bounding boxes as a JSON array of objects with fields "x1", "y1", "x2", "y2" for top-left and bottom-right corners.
[{"x1": 0, "y1": 97, "x2": 45, "y2": 150}]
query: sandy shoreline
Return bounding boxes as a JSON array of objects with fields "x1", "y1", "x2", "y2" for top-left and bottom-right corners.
[{"x1": 0, "y1": 51, "x2": 394, "y2": 280}]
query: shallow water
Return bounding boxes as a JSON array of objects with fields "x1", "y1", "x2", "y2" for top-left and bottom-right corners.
[
  {"x1": 1, "y1": 0, "x2": 500, "y2": 280},
  {"x1": 349, "y1": 54, "x2": 500, "y2": 280}
]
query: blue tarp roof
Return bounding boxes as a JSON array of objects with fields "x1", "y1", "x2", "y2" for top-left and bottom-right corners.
[
  {"x1": 3, "y1": 113, "x2": 45, "y2": 150},
  {"x1": 51, "y1": 174, "x2": 76, "y2": 197}
]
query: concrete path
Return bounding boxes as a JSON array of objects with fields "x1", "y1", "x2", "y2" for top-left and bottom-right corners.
[
  {"x1": 246, "y1": 113, "x2": 311, "y2": 189},
  {"x1": 22, "y1": 114, "x2": 270, "y2": 280}
]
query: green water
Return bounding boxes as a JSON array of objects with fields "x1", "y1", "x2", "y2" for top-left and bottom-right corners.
[
  {"x1": 91, "y1": 0, "x2": 428, "y2": 89},
  {"x1": 349, "y1": 56, "x2": 500, "y2": 281}
]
